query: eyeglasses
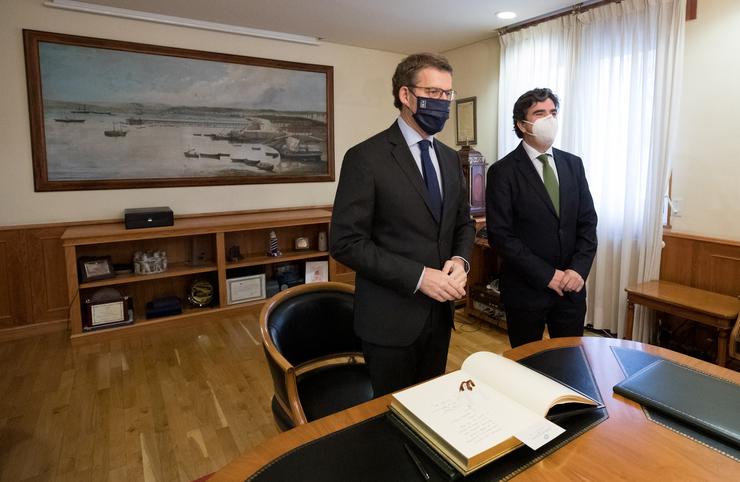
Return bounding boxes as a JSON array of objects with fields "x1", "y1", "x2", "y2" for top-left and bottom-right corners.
[{"x1": 408, "y1": 85, "x2": 457, "y2": 101}]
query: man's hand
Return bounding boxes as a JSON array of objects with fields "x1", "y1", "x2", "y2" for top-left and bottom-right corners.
[
  {"x1": 548, "y1": 269, "x2": 565, "y2": 296},
  {"x1": 420, "y1": 265, "x2": 466, "y2": 302},
  {"x1": 560, "y1": 269, "x2": 584, "y2": 293},
  {"x1": 442, "y1": 258, "x2": 467, "y2": 291}
]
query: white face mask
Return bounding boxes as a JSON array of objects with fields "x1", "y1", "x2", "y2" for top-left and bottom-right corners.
[{"x1": 522, "y1": 115, "x2": 558, "y2": 146}]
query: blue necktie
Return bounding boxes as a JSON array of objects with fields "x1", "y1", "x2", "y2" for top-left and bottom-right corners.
[{"x1": 418, "y1": 140, "x2": 442, "y2": 220}]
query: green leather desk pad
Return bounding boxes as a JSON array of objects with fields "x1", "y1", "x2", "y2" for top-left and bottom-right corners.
[
  {"x1": 246, "y1": 346, "x2": 608, "y2": 481},
  {"x1": 611, "y1": 347, "x2": 740, "y2": 460}
]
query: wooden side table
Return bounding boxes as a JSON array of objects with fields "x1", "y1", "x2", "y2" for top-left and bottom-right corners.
[{"x1": 624, "y1": 280, "x2": 740, "y2": 366}]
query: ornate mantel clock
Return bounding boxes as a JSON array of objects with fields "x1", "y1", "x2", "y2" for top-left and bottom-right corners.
[{"x1": 457, "y1": 145, "x2": 487, "y2": 216}]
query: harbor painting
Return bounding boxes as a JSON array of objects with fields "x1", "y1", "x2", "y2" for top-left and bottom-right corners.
[{"x1": 23, "y1": 30, "x2": 334, "y2": 191}]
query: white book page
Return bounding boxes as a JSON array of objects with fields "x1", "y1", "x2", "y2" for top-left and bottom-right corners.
[
  {"x1": 461, "y1": 351, "x2": 594, "y2": 415},
  {"x1": 392, "y1": 370, "x2": 547, "y2": 458}
]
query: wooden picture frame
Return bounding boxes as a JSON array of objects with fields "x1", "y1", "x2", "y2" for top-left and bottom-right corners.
[
  {"x1": 455, "y1": 96, "x2": 477, "y2": 146},
  {"x1": 77, "y1": 256, "x2": 115, "y2": 283},
  {"x1": 23, "y1": 29, "x2": 334, "y2": 191}
]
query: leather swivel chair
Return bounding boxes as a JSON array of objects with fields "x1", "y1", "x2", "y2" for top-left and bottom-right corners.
[{"x1": 260, "y1": 281, "x2": 374, "y2": 431}]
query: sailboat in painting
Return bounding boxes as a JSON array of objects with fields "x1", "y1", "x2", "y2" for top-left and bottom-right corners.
[{"x1": 104, "y1": 123, "x2": 127, "y2": 137}]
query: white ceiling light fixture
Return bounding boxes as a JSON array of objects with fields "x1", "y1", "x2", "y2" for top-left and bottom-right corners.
[
  {"x1": 496, "y1": 11, "x2": 517, "y2": 20},
  {"x1": 43, "y1": 0, "x2": 322, "y2": 46}
]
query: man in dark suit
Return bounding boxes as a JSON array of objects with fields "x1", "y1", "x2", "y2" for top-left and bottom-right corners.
[
  {"x1": 331, "y1": 53, "x2": 475, "y2": 397},
  {"x1": 486, "y1": 88, "x2": 597, "y2": 348}
]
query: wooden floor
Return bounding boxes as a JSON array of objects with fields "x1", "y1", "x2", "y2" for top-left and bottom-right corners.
[{"x1": 0, "y1": 308, "x2": 512, "y2": 482}]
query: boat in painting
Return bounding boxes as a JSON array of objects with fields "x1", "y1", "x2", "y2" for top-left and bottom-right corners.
[
  {"x1": 104, "y1": 123, "x2": 127, "y2": 137},
  {"x1": 54, "y1": 117, "x2": 86, "y2": 123}
]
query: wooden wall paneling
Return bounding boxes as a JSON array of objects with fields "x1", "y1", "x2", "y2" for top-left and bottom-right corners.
[
  {"x1": 25, "y1": 227, "x2": 69, "y2": 325},
  {"x1": 660, "y1": 234, "x2": 696, "y2": 286},
  {"x1": 661, "y1": 232, "x2": 740, "y2": 297},
  {"x1": 0, "y1": 229, "x2": 29, "y2": 328},
  {"x1": 708, "y1": 253, "x2": 740, "y2": 296}
]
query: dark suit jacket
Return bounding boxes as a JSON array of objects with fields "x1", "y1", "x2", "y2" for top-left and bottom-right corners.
[
  {"x1": 330, "y1": 122, "x2": 475, "y2": 346},
  {"x1": 486, "y1": 142, "x2": 597, "y2": 310}
]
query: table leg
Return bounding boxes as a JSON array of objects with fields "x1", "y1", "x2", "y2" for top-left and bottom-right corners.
[
  {"x1": 624, "y1": 300, "x2": 635, "y2": 340},
  {"x1": 717, "y1": 328, "x2": 728, "y2": 367}
]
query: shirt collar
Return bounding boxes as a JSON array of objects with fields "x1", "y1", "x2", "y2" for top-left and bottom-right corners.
[
  {"x1": 397, "y1": 117, "x2": 434, "y2": 149},
  {"x1": 522, "y1": 140, "x2": 554, "y2": 162}
]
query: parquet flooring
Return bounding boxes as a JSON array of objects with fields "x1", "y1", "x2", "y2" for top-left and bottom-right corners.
[{"x1": 0, "y1": 308, "x2": 510, "y2": 481}]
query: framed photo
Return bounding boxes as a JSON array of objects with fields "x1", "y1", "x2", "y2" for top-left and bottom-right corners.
[
  {"x1": 455, "y1": 96, "x2": 477, "y2": 146},
  {"x1": 23, "y1": 29, "x2": 334, "y2": 191},
  {"x1": 77, "y1": 256, "x2": 115, "y2": 283},
  {"x1": 227, "y1": 273, "x2": 266, "y2": 305},
  {"x1": 305, "y1": 260, "x2": 329, "y2": 283}
]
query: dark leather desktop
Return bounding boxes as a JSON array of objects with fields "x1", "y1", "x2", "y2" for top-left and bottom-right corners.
[{"x1": 210, "y1": 338, "x2": 740, "y2": 482}]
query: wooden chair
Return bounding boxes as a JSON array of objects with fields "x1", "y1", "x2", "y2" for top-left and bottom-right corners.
[
  {"x1": 260, "y1": 281, "x2": 373, "y2": 431},
  {"x1": 730, "y1": 296, "x2": 740, "y2": 363}
]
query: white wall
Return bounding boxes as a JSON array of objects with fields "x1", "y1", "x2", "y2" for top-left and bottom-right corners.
[
  {"x1": 438, "y1": 38, "x2": 501, "y2": 165},
  {"x1": 670, "y1": 0, "x2": 740, "y2": 240},
  {"x1": 0, "y1": 0, "x2": 403, "y2": 226}
]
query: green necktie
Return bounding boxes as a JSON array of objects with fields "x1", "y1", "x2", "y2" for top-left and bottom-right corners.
[{"x1": 537, "y1": 154, "x2": 559, "y2": 215}]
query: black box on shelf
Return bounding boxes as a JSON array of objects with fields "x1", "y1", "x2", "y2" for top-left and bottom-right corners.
[
  {"x1": 124, "y1": 207, "x2": 174, "y2": 229},
  {"x1": 145, "y1": 296, "x2": 182, "y2": 319}
]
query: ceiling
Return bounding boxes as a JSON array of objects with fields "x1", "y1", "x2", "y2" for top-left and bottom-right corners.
[{"x1": 64, "y1": 0, "x2": 577, "y2": 53}]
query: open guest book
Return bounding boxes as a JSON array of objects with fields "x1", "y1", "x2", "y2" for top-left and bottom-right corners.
[{"x1": 390, "y1": 351, "x2": 602, "y2": 475}]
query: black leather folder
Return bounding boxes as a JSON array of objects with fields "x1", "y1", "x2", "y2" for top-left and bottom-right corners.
[{"x1": 613, "y1": 359, "x2": 740, "y2": 448}]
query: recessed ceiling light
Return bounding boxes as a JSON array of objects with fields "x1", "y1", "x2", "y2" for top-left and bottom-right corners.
[{"x1": 497, "y1": 11, "x2": 517, "y2": 20}]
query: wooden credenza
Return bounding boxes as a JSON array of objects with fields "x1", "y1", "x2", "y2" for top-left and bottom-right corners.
[{"x1": 62, "y1": 207, "x2": 348, "y2": 343}]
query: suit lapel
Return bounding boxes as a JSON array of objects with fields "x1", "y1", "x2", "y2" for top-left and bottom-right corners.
[
  {"x1": 387, "y1": 123, "x2": 441, "y2": 223},
  {"x1": 552, "y1": 149, "x2": 572, "y2": 220},
  {"x1": 514, "y1": 143, "x2": 559, "y2": 218}
]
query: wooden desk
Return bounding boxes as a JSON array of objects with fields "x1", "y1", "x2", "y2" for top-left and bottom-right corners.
[
  {"x1": 624, "y1": 280, "x2": 740, "y2": 366},
  {"x1": 209, "y1": 337, "x2": 740, "y2": 482}
]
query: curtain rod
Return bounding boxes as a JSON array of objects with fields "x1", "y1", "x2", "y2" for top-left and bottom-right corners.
[{"x1": 497, "y1": 0, "x2": 622, "y2": 36}]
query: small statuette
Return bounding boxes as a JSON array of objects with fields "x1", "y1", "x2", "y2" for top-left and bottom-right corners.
[
  {"x1": 228, "y1": 245, "x2": 243, "y2": 262},
  {"x1": 267, "y1": 230, "x2": 282, "y2": 257}
]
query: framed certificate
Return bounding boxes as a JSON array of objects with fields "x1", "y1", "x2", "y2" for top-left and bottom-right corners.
[
  {"x1": 82, "y1": 287, "x2": 134, "y2": 331},
  {"x1": 455, "y1": 96, "x2": 477, "y2": 146},
  {"x1": 227, "y1": 273, "x2": 266, "y2": 304}
]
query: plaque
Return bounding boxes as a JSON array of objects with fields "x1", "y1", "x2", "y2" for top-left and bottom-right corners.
[
  {"x1": 227, "y1": 274, "x2": 266, "y2": 304},
  {"x1": 83, "y1": 287, "x2": 134, "y2": 331}
]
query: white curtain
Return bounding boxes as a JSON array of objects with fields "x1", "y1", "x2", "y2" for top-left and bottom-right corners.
[{"x1": 498, "y1": 0, "x2": 686, "y2": 340}]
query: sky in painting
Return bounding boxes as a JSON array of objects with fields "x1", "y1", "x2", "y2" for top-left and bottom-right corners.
[{"x1": 39, "y1": 42, "x2": 327, "y2": 112}]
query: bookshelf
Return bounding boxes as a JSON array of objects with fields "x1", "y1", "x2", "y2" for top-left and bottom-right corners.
[{"x1": 62, "y1": 207, "x2": 341, "y2": 343}]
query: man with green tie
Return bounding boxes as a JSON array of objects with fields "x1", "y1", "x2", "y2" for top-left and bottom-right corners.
[{"x1": 486, "y1": 88, "x2": 598, "y2": 348}]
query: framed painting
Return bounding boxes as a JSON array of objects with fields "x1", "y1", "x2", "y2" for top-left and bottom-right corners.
[
  {"x1": 455, "y1": 96, "x2": 477, "y2": 146},
  {"x1": 23, "y1": 30, "x2": 334, "y2": 191}
]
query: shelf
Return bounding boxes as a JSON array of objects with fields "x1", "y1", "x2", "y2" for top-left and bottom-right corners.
[
  {"x1": 63, "y1": 206, "x2": 340, "y2": 343},
  {"x1": 80, "y1": 261, "x2": 217, "y2": 289},
  {"x1": 226, "y1": 250, "x2": 328, "y2": 269}
]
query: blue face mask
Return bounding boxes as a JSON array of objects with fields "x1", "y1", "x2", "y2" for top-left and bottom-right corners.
[{"x1": 412, "y1": 96, "x2": 450, "y2": 135}]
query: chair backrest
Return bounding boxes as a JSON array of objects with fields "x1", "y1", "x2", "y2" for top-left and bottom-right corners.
[
  {"x1": 265, "y1": 285, "x2": 358, "y2": 366},
  {"x1": 260, "y1": 282, "x2": 359, "y2": 425}
]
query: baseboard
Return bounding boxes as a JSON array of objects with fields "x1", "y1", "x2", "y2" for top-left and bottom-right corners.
[{"x1": 0, "y1": 319, "x2": 67, "y2": 343}]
